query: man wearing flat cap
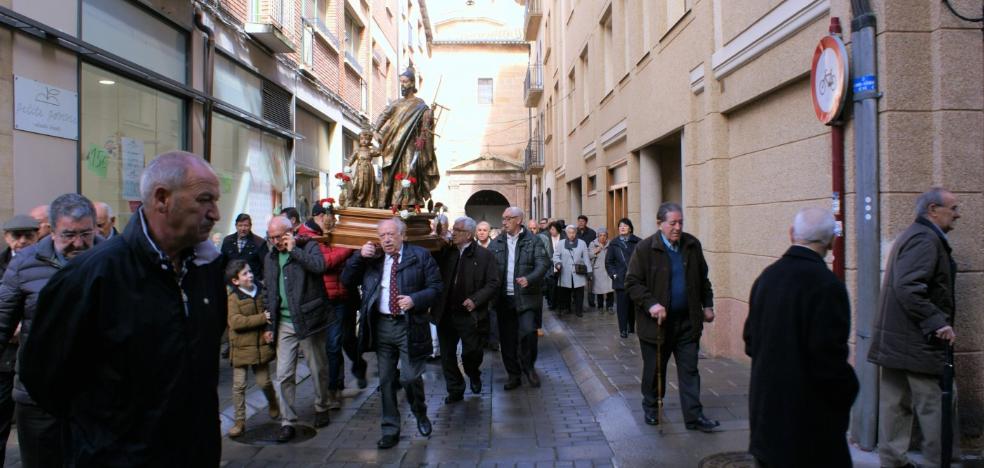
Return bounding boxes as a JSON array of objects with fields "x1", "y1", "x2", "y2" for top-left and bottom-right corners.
[{"x1": 0, "y1": 215, "x2": 40, "y2": 279}]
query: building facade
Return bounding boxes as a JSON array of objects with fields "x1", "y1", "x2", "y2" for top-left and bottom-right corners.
[
  {"x1": 523, "y1": 0, "x2": 984, "y2": 442},
  {"x1": 0, "y1": 0, "x2": 432, "y2": 237}
]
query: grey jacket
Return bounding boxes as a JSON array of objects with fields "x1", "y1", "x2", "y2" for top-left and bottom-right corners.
[
  {"x1": 552, "y1": 239, "x2": 592, "y2": 289},
  {"x1": 868, "y1": 217, "x2": 956, "y2": 376},
  {"x1": 0, "y1": 236, "x2": 100, "y2": 404}
]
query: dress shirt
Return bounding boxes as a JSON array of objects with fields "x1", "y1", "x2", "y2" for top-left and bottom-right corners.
[{"x1": 379, "y1": 245, "x2": 405, "y2": 315}]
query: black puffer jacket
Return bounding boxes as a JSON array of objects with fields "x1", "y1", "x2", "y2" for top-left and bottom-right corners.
[{"x1": 0, "y1": 236, "x2": 101, "y2": 404}]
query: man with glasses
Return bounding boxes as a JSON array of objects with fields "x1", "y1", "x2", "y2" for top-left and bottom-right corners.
[
  {"x1": 488, "y1": 207, "x2": 549, "y2": 389},
  {"x1": 0, "y1": 193, "x2": 101, "y2": 466},
  {"x1": 264, "y1": 215, "x2": 333, "y2": 442},
  {"x1": 869, "y1": 187, "x2": 962, "y2": 468}
]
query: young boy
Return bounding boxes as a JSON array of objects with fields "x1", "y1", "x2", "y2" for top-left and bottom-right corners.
[{"x1": 226, "y1": 259, "x2": 279, "y2": 437}]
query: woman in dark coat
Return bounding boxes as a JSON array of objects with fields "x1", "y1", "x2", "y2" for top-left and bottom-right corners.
[{"x1": 605, "y1": 218, "x2": 641, "y2": 338}]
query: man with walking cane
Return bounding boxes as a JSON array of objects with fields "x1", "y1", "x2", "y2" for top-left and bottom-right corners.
[{"x1": 869, "y1": 188, "x2": 961, "y2": 468}]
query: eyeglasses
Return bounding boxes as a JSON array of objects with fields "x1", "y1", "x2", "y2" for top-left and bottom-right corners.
[{"x1": 57, "y1": 230, "x2": 94, "y2": 241}]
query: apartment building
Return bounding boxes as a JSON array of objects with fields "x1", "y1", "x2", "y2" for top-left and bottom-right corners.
[
  {"x1": 523, "y1": 0, "x2": 984, "y2": 442},
  {"x1": 0, "y1": 0, "x2": 431, "y2": 235}
]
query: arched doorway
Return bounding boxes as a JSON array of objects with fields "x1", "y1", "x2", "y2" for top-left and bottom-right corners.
[{"x1": 465, "y1": 190, "x2": 510, "y2": 227}]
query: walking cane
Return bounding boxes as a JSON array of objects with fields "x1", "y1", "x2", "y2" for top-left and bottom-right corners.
[
  {"x1": 941, "y1": 342, "x2": 955, "y2": 468},
  {"x1": 656, "y1": 323, "x2": 664, "y2": 435}
]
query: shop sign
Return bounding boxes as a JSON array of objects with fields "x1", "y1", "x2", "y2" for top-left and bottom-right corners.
[{"x1": 13, "y1": 76, "x2": 79, "y2": 140}]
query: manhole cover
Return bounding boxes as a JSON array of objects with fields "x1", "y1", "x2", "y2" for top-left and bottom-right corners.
[
  {"x1": 229, "y1": 423, "x2": 318, "y2": 446},
  {"x1": 698, "y1": 451, "x2": 755, "y2": 468}
]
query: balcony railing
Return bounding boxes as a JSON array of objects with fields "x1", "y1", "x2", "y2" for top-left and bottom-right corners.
[
  {"x1": 246, "y1": 0, "x2": 296, "y2": 53},
  {"x1": 524, "y1": 63, "x2": 543, "y2": 107},
  {"x1": 524, "y1": 137, "x2": 544, "y2": 173},
  {"x1": 524, "y1": 0, "x2": 542, "y2": 41},
  {"x1": 303, "y1": 17, "x2": 340, "y2": 51}
]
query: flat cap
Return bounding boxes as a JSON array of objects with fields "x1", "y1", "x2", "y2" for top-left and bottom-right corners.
[{"x1": 3, "y1": 215, "x2": 39, "y2": 232}]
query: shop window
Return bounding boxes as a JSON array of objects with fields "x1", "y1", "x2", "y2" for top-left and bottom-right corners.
[
  {"x1": 82, "y1": 0, "x2": 187, "y2": 84},
  {"x1": 478, "y1": 78, "x2": 493, "y2": 105},
  {"x1": 80, "y1": 64, "x2": 185, "y2": 230},
  {"x1": 214, "y1": 55, "x2": 263, "y2": 117}
]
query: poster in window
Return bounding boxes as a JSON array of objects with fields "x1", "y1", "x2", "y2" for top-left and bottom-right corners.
[{"x1": 121, "y1": 137, "x2": 145, "y2": 201}]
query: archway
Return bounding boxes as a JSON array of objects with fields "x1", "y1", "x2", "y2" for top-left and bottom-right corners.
[{"x1": 464, "y1": 190, "x2": 510, "y2": 227}]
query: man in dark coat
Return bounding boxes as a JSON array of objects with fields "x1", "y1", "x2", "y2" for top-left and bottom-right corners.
[
  {"x1": 626, "y1": 202, "x2": 718, "y2": 432},
  {"x1": 432, "y1": 216, "x2": 501, "y2": 403},
  {"x1": 221, "y1": 212, "x2": 269, "y2": 281},
  {"x1": 341, "y1": 217, "x2": 442, "y2": 449},
  {"x1": 488, "y1": 207, "x2": 549, "y2": 390},
  {"x1": 264, "y1": 215, "x2": 333, "y2": 442},
  {"x1": 20, "y1": 152, "x2": 227, "y2": 466},
  {"x1": 744, "y1": 207, "x2": 859, "y2": 467},
  {"x1": 869, "y1": 187, "x2": 961, "y2": 468}
]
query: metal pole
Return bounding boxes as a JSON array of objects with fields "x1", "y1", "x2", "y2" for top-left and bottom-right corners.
[{"x1": 850, "y1": 0, "x2": 881, "y2": 450}]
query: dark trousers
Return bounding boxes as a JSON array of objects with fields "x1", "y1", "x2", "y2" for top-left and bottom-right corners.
[
  {"x1": 639, "y1": 325, "x2": 703, "y2": 424},
  {"x1": 438, "y1": 311, "x2": 485, "y2": 396},
  {"x1": 487, "y1": 306, "x2": 500, "y2": 345},
  {"x1": 497, "y1": 296, "x2": 539, "y2": 379},
  {"x1": 615, "y1": 290, "x2": 635, "y2": 333},
  {"x1": 342, "y1": 299, "x2": 367, "y2": 380},
  {"x1": 595, "y1": 292, "x2": 614, "y2": 309},
  {"x1": 587, "y1": 283, "x2": 595, "y2": 306},
  {"x1": 0, "y1": 372, "x2": 12, "y2": 466},
  {"x1": 544, "y1": 276, "x2": 556, "y2": 309},
  {"x1": 16, "y1": 402, "x2": 64, "y2": 468},
  {"x1": 325, "y1": 300, "x2": 346, "y2": 390},
  {"x1": 376, "y1": 316, "x2": 427, "y2": 436},
  {"x1": 556, "y1": 286, "x2": 584, "y2": 315}
]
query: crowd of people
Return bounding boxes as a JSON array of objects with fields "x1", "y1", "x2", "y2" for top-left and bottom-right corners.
[{"x1": 0, "y1": 150, "x2": 964, "y2": 468}]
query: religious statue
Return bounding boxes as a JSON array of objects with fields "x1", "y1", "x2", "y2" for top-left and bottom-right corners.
[
  {"x1": 372, "y1": 66, "x2": 440, "y2": 209},
  {"x1": 346, "y1": 126, "x2": 380, "y2": 208}
]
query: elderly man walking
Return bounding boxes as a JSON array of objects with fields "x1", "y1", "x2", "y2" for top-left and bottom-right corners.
[
  {"x1": 0, "y1": 194, "x2": 101, "y2": 466},
  {"x1": 488, "y1": 207, "x2": 549, "y2": 390},
  {"x1": 342, "y1": 218, "x2": 442, "y2": 449},
  {"x1": 20, "y1": 152, "x2": 227, "y2": 465},
  {"x1": 870, "y1": 187, "x2": 962, "y2": 468},
  {"x1": 744, "y1": 207, "x2": 859, "y2": 467},
  {"x1": 265, "y1": 215, "x2": 333, "y2": 442},
  {"x1": 433, "y1": 216, "x2": 501, "y2": 403}
]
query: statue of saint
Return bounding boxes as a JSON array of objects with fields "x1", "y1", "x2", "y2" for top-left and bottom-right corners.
[
  {"x1": 346, "y1": 127, "x2": 380, "y2": 208},
  {"x1": 373, "y1": 66, "x2": 440, "y2": 208}
]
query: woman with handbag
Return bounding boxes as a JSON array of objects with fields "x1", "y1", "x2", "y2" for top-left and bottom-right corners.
[{"x1": 552, "y1": 224, "x2": 592, "y2": 317}]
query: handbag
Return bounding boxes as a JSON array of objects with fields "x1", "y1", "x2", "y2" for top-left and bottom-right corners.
[{"x1": 574, "y1": 263, "x2": 588, "y2": 275}]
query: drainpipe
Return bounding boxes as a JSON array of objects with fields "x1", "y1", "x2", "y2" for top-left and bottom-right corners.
[
  {"x1": 194, "y1": 8, "x2": 215, "y2": 161},
  {"x1": 849, "y1": 0, "x2": 880, "y2": 451},
  {"x1": 829, "y1": 18, "x2": 846, "y2": 281}
]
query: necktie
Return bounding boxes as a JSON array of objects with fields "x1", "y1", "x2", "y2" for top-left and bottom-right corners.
[{"x1": 388, "y1": 252, "x2": 401, "y2": 314}]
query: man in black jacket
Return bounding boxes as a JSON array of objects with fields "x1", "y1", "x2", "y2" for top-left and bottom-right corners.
[
  {"x1": 221, "y1": 213, "x2": 269, "y2": 281},
  {"x1": 264, "y1": 215, "x2": 332, "y2": 442},
  {"x1": 488, "y1": 207, "x2": 549, "y2": 390},
  {"x1": 744, "y1": 207, "x2": 859, "y2": 467},
  {"x1": 433, "y1": 216, "x2": 500, "y2": 403},
  {"x1": 20, "y1": 152, "x2": 227, "y2": 466},
  {"x1": 0, "y1": 194, "x2": 101, "y2": 467},
  {"x1": 342, "y1": 217, "x2": 442, "y2": 449}
]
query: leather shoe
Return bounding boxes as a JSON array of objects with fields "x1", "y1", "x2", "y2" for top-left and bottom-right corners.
[
  {"x1": 504, "y1": 378, "x2": 521, "y2": 390},
  {"x1": 444, "y1": 393, "x2": 463, "y2": 404},
  {"x1": 644, "y1": 413, "x2": 658, "y2": 426},
  {"x1": 619, "y1": 331, "x2": 628, "y2": 339},
  {"x1": 314, "y1": 410, "x2": 331, "y2": 428},
  {"x1": 526, "y1": 369, "x2": 541, "y2": 388},
  {"x1": 685, "y1": 415, "x2": 720, "y2": 433},
  {"x1": 377, "y1": 433, "x2": 399, "y2": 449},
  {"x1": 415, "y1": 413, "x2": 432, "y2": 437},
  {"x1": 277, "y1": 425, "x2": 296, "y2": 443},
  {"x1": 470, "y1": 375, "x2": 482, "y2": 394}
]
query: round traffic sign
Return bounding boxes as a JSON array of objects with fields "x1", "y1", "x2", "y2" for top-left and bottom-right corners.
[{"x1": 811, "y1": 35, "x2": 849, "y2": 124}]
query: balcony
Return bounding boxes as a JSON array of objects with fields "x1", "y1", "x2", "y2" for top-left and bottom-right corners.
[
  {"x1": 524, "y1": 63, "x2": 542, "y2": 107},
  {"x1": 246, "y1": 0, "x2": 296, "y2": 53},
  {"x1": 524, "y1": 0, "x2": 542, "y2": 41},
  {"x1": 303, "y1": 17, "x2": 340, "y2": 51},
  {"x1": 524, "y1": 137, "x2": 544, "y2": 174}
]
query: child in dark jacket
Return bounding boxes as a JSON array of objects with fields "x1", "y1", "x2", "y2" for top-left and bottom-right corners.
[{"x1": 226, "y1": 259, "x2": 279, "y2": 437}]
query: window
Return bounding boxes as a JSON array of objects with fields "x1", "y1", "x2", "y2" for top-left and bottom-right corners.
[
  {"x1": 666, "y1": 0, "x2": 688, "y2": 31},
  {"x1": 579, "y1": 47, "x2": 589, "y2": 119},
  {"x1": 478, "y1": 78, "x2": 493, "y2": 105},
  {"x1": 81, "y1": 0, "x2": 187, "y2": 83},
  {"x1": 214, "y1": 55, "x2": 263, "y2": 116},
  {"x1": 587, "y1": 175, "x2": 597, "y2": 193},
  {"x1": 345, "y1": 13, "x2": 363, "y2": 61},
  {"x1": 545, "y1": 96, "x2": 553, "y2": 139},
  {"x1": 567, "y1": 69, "x2": 576, "y2": 128},
  {"x1": 80, "y1": 64, "x2": 185, "y2": 230},
  {"x1": 301, "y1": 25, "x2": 315, "y2": 67},
  {"x1": 601, "y1": 7, "x2": 614, "y2": 91}
]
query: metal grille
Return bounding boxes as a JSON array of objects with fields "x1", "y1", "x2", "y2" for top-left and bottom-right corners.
[{"x1": 262, "y1": 79, "x2": 293, "y2": 129}]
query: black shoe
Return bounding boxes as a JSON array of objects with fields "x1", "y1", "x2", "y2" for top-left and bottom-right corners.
[
  {"x1": 645, "y1": 413, "x2": 659, "y2": 426},
  {"x1": 470, "y1": 375, "x2": 482, "y2": 394},
  {"x1": 619, "y1": 331, "x2": 628, "y2": 339},
  {"x1": 314, "y1": 410, "x2": 331, "y2": 428},
  {"x1": 444, "y1": 393, "x2": 463, "y2": 404},
  {"x1": 487, "y1": 342, "x2": 500, "y2": 351},
  {"x1": 575, "y1": 310, "x2": 583, "y2": 317},
  {"x1": 357, "y1": 376, "x2": 368, "y2": 389},
  {"x1": 277, "y1": 425, "x2": 296, "y2": 442},
  {"x1": 415, "y1": 413, "x2": 432, "y2": 436},
  {"x1": 504, "y1": 378, "x2": 521, "y2": 390},
  {"x1": 685, "y1": 416, "x2": 720, "y2": 433},
  {"x1": 526, "y1": 369, "x2": 541, "y2": 388},
  {"x1": 377, "y1": 433, "x2": 399, "y2": 449}
]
